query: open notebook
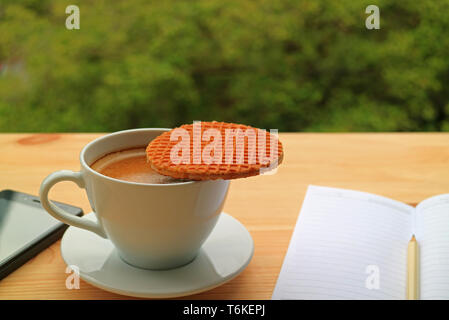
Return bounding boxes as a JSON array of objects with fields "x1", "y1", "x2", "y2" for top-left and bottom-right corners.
[{"x1": 272, "y1": 185, "x2": 449, "y2": 300}]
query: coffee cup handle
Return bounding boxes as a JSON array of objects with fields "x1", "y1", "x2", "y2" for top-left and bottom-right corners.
[{"x1": 39, "y1": 170, "x2": 107, "y2": 239}]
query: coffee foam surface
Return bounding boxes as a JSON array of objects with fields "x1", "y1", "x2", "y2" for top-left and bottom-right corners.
[
  {"x1": 91, "y1": 148, "x2": 146, "y2": 172},
  {"x1": 91, "y1": 148, "x2": 182, "y2": 184}
]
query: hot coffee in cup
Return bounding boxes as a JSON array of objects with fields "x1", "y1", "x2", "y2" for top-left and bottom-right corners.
[
  {"x1": 39, "y1": 129, "x2": 230, "y2": 270},
  {"x1": 90, "y1": 147, "x2": 183, "y2": 184}
]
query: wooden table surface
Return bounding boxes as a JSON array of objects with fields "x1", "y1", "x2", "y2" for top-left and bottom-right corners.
[{"x1": 0, "y1": 132, "x2": 448, "y2": 299}]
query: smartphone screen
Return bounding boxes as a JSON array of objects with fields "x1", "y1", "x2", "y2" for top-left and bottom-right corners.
[{"x1": 0, "y1": 190, "x2": 82, "y2": 274}]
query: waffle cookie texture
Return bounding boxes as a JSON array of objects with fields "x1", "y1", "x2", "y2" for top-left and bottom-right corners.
[{"x1": 146, "y1": 121, "x2": 284, "y2": 180}]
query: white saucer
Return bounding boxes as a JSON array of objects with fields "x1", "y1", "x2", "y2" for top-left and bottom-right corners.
[{"x1": 60, "y1": 212, "x2": 254, "y2": 298}]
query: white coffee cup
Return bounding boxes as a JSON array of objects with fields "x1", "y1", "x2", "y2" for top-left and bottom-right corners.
[{"x1": 39, "y1": 128, "x2": 230, "y2": 270}]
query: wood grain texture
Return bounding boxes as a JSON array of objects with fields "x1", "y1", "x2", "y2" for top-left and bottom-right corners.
[{"x1": 0, "y1": 132, "x2": 448, "y2": 299}]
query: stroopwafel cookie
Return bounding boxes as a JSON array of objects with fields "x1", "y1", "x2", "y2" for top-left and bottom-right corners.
[{"x1": 146, "y1": 121, "x2": 283, "y2": 180}]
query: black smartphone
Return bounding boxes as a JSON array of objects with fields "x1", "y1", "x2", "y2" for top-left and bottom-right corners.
[{"x1": 0, "y1": 189, "x2": 83, "y2": 280}]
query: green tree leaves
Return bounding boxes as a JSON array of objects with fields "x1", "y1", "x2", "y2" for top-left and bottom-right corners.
[{"x1": 0, "y1": 0, "x2": 448, "y2": 132}]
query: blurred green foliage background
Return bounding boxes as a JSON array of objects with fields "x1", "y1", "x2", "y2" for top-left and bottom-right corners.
[{"x1": 0, "y1": 0, "x2": 448, "y2": 132}]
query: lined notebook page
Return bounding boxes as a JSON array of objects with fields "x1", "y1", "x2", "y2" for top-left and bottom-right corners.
[
  {"x1": 415, "y1": 194, "x2": 449, "y2": 300},
  {"x1": 272, "y1": 185, "x2": 413, "y2": 300}
]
